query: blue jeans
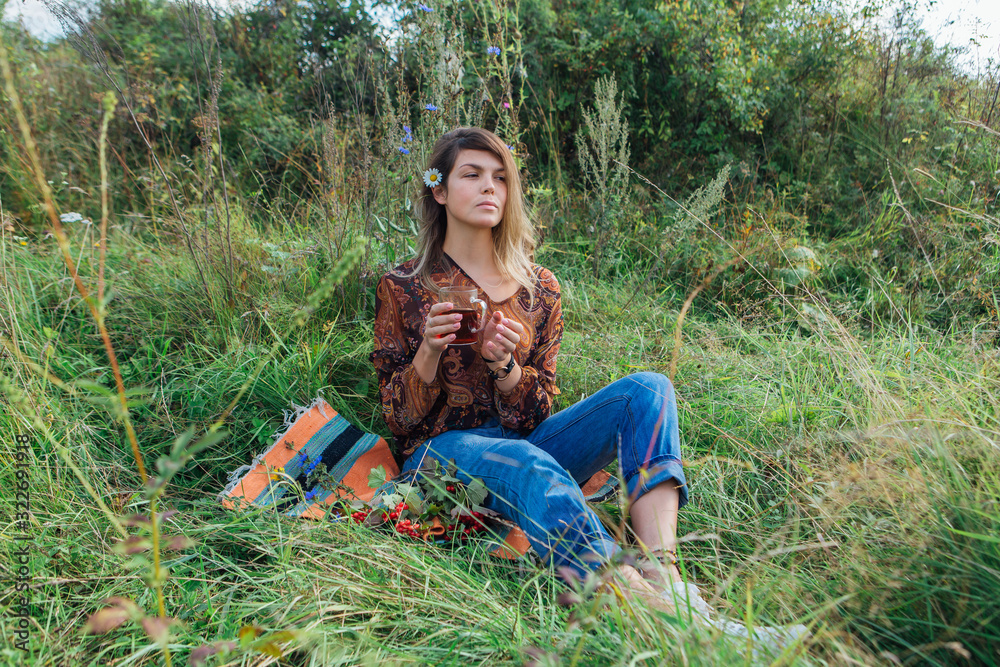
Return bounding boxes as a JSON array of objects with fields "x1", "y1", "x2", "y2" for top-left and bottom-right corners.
[{"x1": 401, "y1": 372, "x2": 688, "y2": 576}]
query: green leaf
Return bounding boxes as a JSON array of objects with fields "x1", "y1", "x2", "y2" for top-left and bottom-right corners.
[
  {"x1": 402, "y1": 487, "x2": 423, "y2": 514},
  {"x1": 367, "y1": 465, "x2": 387, "y2": 490},
  {"x1": 778, "y1": 266, "x2": 812, "y2": 286},
  {"x1": 465, "y1": 478, "x2": 488, "y2": 507},
  {"x1": 381, "y1": 493, "x2": 402, "y2": 508}
]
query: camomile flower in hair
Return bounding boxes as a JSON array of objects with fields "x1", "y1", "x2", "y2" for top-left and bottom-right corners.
[{"x1": 423, "y1": 168, "x2": 443, "y2": 188}]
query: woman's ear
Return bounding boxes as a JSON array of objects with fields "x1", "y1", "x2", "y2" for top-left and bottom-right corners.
[{"x1": 432, "y1": 185, "x2": 447, "y2": 206}]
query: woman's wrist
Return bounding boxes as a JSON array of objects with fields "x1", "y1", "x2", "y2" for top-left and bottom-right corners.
[
  {"x1": 493, "y1": 362, "x2": 522, "y2": 395},
  {"x1": 482, "y1": 351, "x2": 516, "y2": 382},
  {"x1": 413, "y1": 341, "x2": 444, "y2": 385},
  {"x1": 482, "y1": 350, "x2": 512, "y2": 368}
]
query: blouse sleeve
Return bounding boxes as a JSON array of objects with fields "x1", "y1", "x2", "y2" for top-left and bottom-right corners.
[
  {"x1": 370, "y1": 275, "x2": 442, "y2": 437},
  {"x1": 494, "y1": 271, "x2": 563, "y2": 432}
]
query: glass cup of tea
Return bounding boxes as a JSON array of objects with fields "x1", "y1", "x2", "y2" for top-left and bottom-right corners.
[{"x1": 439, "y1": 286, "x2": 487, "y2": 345}]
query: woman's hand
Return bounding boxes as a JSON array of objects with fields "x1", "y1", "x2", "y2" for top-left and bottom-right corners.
[
  {"x1": 481, "y1": 312, "x2": 523, "y2": 363},
  {"x1": 412, "y1": 302, "x2": 463, "y2": 384},
  {"x1": 422, "y1": 302, "x2": 463, "y2": 355}
]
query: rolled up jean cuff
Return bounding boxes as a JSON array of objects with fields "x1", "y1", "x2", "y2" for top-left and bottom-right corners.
[{"x1": 625, "y1": 455, "x2": 688, "y2": 509}]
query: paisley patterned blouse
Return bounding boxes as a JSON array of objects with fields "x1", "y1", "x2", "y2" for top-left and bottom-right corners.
[{"x1": 371, "y1": 254, "x2": 564, "y2": 458}]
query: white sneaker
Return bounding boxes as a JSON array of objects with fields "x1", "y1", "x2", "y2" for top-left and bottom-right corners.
[
  {"x1": 710, "y1": 615, "x2": 809, "y2": 659},
  {"x1": 664, "y1": 582, "x2": 808, "y2": 658},
  {"x1": 665, "y1": 580, "x2": 715, "y2": 621}
]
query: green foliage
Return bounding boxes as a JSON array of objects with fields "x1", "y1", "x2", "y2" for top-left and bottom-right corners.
[
  {"x1": 575, "y1": 74, "x2": 631, "y2": 276},
  {"x1": 3, "y1": 0, "x2": 1000, "y2": 662}
]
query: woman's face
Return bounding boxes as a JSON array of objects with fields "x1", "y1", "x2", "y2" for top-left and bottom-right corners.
[{"x1": 433, "y1": 148, "x2": 507, "y2": 233}]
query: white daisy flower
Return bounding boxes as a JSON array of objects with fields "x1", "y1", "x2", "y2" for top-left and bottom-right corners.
[
  {"x1": 60, "y1": 212, "x2": 83, "y2": 223},
  {"x1": 423, "y1": 168, "x2": 443, "y2": 188}
]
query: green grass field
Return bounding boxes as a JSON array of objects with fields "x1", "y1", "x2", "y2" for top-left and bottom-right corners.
[
  {"x1": 2, "y1": 218, "x2": 998, "y2": 665},
  {"x1": 2, "y1": 1, "x2": 1000, "y2": 662}
]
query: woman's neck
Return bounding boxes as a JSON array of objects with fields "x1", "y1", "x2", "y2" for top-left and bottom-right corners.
[{"x1": 442, "y1": 226, "x2": 497, "y2": 276}]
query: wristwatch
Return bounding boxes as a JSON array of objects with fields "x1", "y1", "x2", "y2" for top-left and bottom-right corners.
[{"x1": 484, "y1": 353, "x2": 516, "y2": 381}]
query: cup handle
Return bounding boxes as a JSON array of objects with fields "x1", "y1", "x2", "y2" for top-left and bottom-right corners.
[{"x1": 470, "y1": 297, "x2": 487, "y2": 333}]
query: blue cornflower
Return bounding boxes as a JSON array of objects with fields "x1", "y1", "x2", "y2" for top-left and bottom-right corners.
[
  {"x1": 417, "y1": 3, "x2": 433, "y2": 11},
  {"x1": 424, "y1": 104, "x2": 438, "y2": 111},
  {"x1": 486, "y1": 46, "x2": 501, "y2": 57},
  {"x1": 508, "y1": 145, "x2": 515, "y2": 151},
  {"x1": 403, "y1": 125, "x2": 413, "y2": 142},
  {"x1": 398, "y1": 146, "x2": 410, "y2": 154},
  {"x1": 305, "y1": 489, "x2": 318, "y2": 502}
]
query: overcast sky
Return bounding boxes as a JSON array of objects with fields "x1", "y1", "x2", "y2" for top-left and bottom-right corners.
[{"x1": 3, "y1": 0, "x2": 999, "y2": 73}]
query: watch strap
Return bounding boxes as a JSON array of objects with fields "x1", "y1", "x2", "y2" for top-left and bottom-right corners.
[{"x1": 484, "y1": 353, "x2": 515, "y2": 380}]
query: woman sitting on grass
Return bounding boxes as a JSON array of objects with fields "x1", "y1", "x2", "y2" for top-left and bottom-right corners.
[
  {"x1": 371, "y1": 125, "x2": 808, "y2": 649},
  {"x1": 370, "y1": 125, "x2": 693, "y2": 610}
]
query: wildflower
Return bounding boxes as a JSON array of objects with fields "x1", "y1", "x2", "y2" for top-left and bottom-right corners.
[
  {"x1": 304, "y1": 489, "x2": 318, "y2": 502},
  {"x1": 60, "y1": 212, "x2": 83, "y2": 223},
  {"x1": 423, "y1": 168, "x2": 443, "y2": 188},
  {"x1": 507, "y1": 145, "x2": 515, "y2": 151},
  {"x1": 417, "y1": 3, "x2": 433, "y2": 11},
  {"x1": 403, "y1": 125, "x2": 413, "y2": 142},
  {"x1": 486, "y1": 46, "x2": 501, "y2": 57},
  {"x1": 502, "y1": 101, "x2": 510, "y2": 109},
  {"x1": 269, "y1": 466, "x2": 285, "y2": 481},
  {"x1": 424, "y1": 103, "x2": 438, "y2": 111},
  {"x1": 398, "y1": 146, "x2": 410, "y2": 154}
]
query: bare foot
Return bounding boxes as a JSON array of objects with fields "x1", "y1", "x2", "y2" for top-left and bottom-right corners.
[
  {"x1": 635, "y1": 556, "x2": 715, "y2": 623},
  {"x1": 638, "y1": 558, "x2": 684, "y2": 588},
  {"x1": 604, "y1": 565, "x2": 677, "y2": 615}
]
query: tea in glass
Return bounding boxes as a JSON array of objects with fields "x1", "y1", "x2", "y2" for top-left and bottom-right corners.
[{"x1": 439, "y1": 287, "x2": 486, "y2": 345}]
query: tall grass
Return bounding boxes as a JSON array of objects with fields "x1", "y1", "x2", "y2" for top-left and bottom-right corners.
[
  {"x1": 4, "y1": 213, "x2": 999, "y2": 664},
  {"x1": 2, "y1": 3, "x2": 1000, "y2": 665}
]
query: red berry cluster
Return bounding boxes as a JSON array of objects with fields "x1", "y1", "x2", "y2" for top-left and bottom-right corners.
[
  {"x1": 445, "y1": 511, "x2": 487, "y2": 541},
  {"x1": 390, "y1": 502, "x2": 422, "y2": 538},
  {"x1": 352, "y1": 502, "x2": 422, "y2": 539},
  {"x1": 350, "y1": 503, "x2": 491, "y2": 544}
]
